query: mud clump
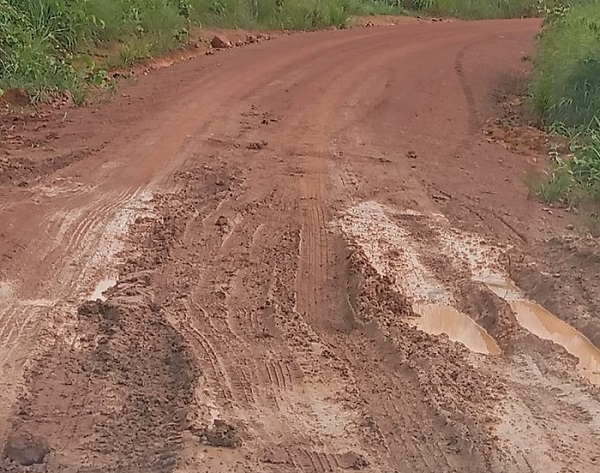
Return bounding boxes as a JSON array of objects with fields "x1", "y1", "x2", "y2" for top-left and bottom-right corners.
[
  {"x1": 214, "y1": 215, "x2": 230, "y2": 236},
  {"x1": 0, "y1": 151, "x2": 88, "y2": 188},
  {"x1": 211, "y1": 35, "x2": 231, "y2": 49},
  {"x1": 77, "y1": 300, "x2": 120, "y2": 322},
  {"x1": 247, "y1": 140, "x2": 268, "y2": 150},
  {"x1": 192, "y1": 420, "x2": 241, "y2": 448},
  {"x1": 0, "y1": 88, "x2": 30, "y2": 107},
  {"x1": 4, "y1": 432, "x2": 50, "y2": 466},
  {"x1": 337, "y1": 451, "x2": 370, "y2": 470}
]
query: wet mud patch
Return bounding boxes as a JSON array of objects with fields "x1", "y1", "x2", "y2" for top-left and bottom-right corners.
[
  {"x1": 0, "y1": 150, "x2": 90, "y2": 188},
  {"x1": 509, "y1": 237, "x2": 600, "y2": 349},
  {"x1": 452, "y1": 279, "x2": 591, "y2": 387},
  {"x1": 2, "y1": 297, "x2": 197, "y2": 473},
  {"x1": 2, "y1": 288, "x2": 197, "y2": 473},
  {"x1": 453, "y1": 281, "x2": 530, "y2": 354},
  {"x1": 478, "y1": 273, "x2": 600, "y2": 385},
  {"x1": 372, "y1": 202, "x2": 600, "y2": 387},
  {"x1": 347, "y1": 250, "x2": 506, "y2": 464},
  {"x1": 0, "y1": 173, "x2": 223, "y2": 471},
  {"x1": 412, "y1": 303, "x2": 501, "y2": 355}
]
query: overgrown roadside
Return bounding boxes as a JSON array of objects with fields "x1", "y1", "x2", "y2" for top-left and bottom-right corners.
[
  {"x1": 0, "y1": 0, "x2": 542, "y2": 103},
  {"x1": 1, "y1": 0, "x2": 404, "y2": 102},
  {"x1": 529, "y1": 0, "x2": 600, "y2": 234}
]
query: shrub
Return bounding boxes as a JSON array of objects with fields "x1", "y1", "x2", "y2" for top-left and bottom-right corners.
[
  {"x1": 530, "y1": 1, "x2": 600, "y2": 222},
  {"x1": 531, "y1": 1, "x2": 600, "y2": 129}
]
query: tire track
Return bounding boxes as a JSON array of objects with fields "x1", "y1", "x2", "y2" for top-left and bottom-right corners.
[{"x1": 63, "y1": 188, "x2": 132, "y2": 255}]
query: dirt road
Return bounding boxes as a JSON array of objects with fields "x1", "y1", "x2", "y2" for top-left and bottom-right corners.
[{"x1": 1, "y1": 18, "x2": 600, "y2": 473}]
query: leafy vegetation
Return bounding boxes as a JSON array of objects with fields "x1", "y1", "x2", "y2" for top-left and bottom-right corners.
[
  {"x1": 531, "y1": 0, "x2": 600, "y2": 129},
  {"x1": 529, "y1": 1, "x2": 600, "y2": 228}
]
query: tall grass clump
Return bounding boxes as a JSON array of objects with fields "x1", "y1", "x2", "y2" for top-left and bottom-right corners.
[
  {"x1": 529, "y1": 1, "x2": 600, "y2": 225},
  {"x1": 0, "y1": 0, "x2": 82, "y2": 101},
  {"x1": 531, "y1": 0, "x2": 600, "y2": 129}
]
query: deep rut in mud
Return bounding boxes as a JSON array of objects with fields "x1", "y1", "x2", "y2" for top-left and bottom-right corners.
[{"x1": 1, "y1": 18, "x2": 600, "y2": 473}]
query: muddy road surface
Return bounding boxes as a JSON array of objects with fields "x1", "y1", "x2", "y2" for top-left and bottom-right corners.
[{"x1": 1, "y1": 18, "x2": 600, "y2": 473}]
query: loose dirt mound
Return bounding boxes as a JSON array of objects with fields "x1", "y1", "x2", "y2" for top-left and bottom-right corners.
[{"x1": 2, "y1": 272, "x2": 197, "y2": 472}]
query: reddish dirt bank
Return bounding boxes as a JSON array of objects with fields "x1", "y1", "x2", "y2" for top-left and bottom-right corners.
[{"x1": 1, "y1": 19, "x2": 599, "y2": 473}]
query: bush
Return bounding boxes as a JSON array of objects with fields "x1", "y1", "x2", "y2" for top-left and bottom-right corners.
[
  {"x1": 530, "y1": 1, "x2": 600, "y2": 221},
  {"x1": 531, "y1": 1, "x2": 600, "y2": 129}
]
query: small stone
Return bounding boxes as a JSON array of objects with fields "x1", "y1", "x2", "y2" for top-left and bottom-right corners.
[
  {"x1": 191, "y1": 420, "x2": 241, "y2": 448},
  {"x1": 247, "y1": 140, "x2": 268, "y2": 150},
  {"x1": 565, "y1": 224, "x2": 574, "y2": 231},
  {"x1": 211, "y1": 35, "x2": 231, "y2": 49}
]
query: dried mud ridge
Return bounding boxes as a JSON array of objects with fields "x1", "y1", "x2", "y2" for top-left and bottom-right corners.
[{"x1": 1, "y1": 18, "x2": 600, "y2": 473}]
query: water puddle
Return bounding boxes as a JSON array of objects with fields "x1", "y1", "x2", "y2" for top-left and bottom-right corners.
[
  {"x1": 90, "y1": 279, "x2": 117, "y2": 302},
  {"x1": 477, "y1": 274, "x2": 600, "y2": 385},
  {"x1": 413, "y1": 304, "x2": 501, "y2": 355}
]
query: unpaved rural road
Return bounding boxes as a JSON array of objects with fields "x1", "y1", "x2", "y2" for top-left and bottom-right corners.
[{"x1": 1, "y1": 18, "x2": 600, "y2": 473}]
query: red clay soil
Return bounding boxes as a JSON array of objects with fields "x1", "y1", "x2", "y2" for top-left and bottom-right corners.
[{"x1": 1, "y1": 19, "x2": 599, "y2": 473}]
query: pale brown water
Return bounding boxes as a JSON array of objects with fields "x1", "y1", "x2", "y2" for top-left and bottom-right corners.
[
  {"x1": 414, "y1": 304, "x2": 501, "y2": 355},
  {"x1": 478, "y1": 274, "x2": 600, "y2": 385}
]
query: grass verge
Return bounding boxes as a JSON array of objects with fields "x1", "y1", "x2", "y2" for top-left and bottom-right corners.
[
  {"x1": 1, "y1": 0, "x2": 543, "y2": 103},
  {"x1": 529, "y1": 1, "x2": 600, "y2": 233},
  {"x1": 0, "y1": 0, "x2": 404, "y2": 103}
]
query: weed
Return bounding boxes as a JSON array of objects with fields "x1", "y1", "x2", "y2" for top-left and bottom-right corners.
[
  {"x1": 406, "y1": 0, "x2": 538, "y2": 19},
  {"x1": 530, "y1": 125, "x2": 600, "y2": 216}
]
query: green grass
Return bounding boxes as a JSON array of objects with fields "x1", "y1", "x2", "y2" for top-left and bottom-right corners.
[
  {"x1": 529, "y1": 125, "x2": 600, "y2": 235},
  {"x1": 531, "y1": 1, "x2": 600, "y2": 129},
  {"x1": 529, "y1": 1, "x2": 600, "y2": 229}
]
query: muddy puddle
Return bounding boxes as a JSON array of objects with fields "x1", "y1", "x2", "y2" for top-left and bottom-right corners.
[
  {"x1": 340, "y1": 201, "x2": 600, "y2": 379},
  {"x1": 478, "y1": 274, "x2": 600, "y2": 385},
  {"x1": 90, "y1": 279, "x2": 117, "y2": 302},
  {"x1": 413, "y1": 304, "x2": 501, "y2": 355}
]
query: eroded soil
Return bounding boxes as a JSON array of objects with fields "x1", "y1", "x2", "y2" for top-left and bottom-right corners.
[{"x1": 1, "y1": 19, "x2": 599, "y2": 473}]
